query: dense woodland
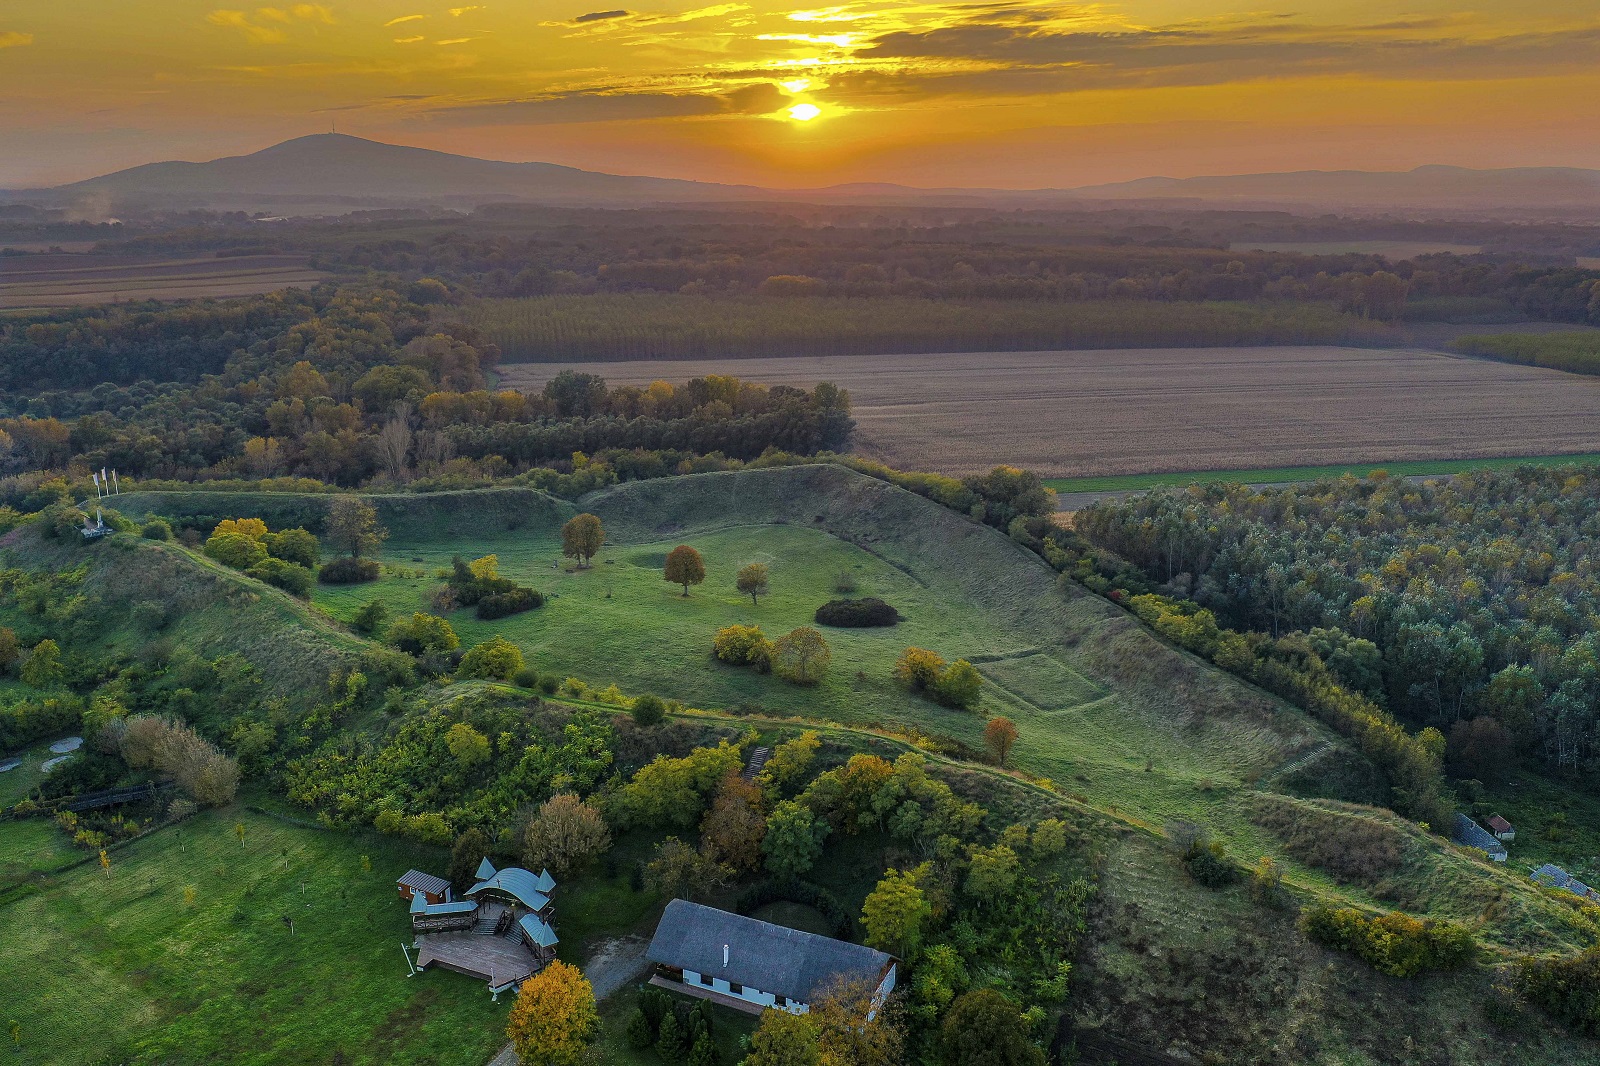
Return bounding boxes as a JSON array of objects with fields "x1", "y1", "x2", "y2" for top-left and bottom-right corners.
[
  {"x1": 1076, "y1": 469, "x2": 1600, "y2": 779},
  {"x1": 0, "y1": 285, "x2": 853, "y2": 496}
]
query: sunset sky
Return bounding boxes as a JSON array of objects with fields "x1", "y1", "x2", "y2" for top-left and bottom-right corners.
[{"x1": 4, "y1": 1, "x2": 1600, "y2": 189}]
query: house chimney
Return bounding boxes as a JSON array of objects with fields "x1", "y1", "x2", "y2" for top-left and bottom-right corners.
[{"x1": 723, "y1": 944, "x2": 729, "y2": 967}]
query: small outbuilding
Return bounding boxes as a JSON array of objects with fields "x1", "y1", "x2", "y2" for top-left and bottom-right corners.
[
  {"x1": 397, "y1": 869, "x2": 453, "y2": 906},
  {"x1": 1487, "y1": 815, "x2": 1515, "y2": 842},
  {"x1": 1451, "y1": 813, "x2": 1508, "y2": 862},
  {"x1": 646, "y1": 899, "x2": 896, "y2": 1016},
  {"x1": 1532, "y1": 863, "x2": 1599, "y2": 901}
]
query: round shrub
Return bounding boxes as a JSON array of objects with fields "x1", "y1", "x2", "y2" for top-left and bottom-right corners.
[
  {"x1": 631, "y1": 694, "x2": 666, "y2": 727},
  {"x1": 204, "y1": 531, "x2": 267, "y2": 570},
  {"x1": 319, "y1": 557, "x2": 381, "y2": 584},
  {"x1": 513, "y1": 666, "x2": 542, "y2": 689},
  {"x1": 713, "y1": 624, "x2": 768, "y2": 665},
  {"x1": 814, "y1": 597, "x2": 900, "y2": 628},
  {"x1": 537, "y1": 676, "x2": 560, "y2": 695},
  {"x1": 141, "y1": 519, "x2": 173, "y2": 541},
  {"x1": 247, "y1": 557, "x2": 314, "y2": 598}
]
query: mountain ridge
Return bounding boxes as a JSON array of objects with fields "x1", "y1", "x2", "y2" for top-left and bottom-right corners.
[{"x1": 10, "y1": 133, "x2": 1600, "y2": 215}]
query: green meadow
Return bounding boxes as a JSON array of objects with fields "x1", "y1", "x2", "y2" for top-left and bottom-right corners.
[{"x1": 0, "y1": 807, "x2": 506, "y2": 1066}]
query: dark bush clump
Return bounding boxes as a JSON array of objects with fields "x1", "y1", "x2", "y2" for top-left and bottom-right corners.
[
  {"x1": 319, "y1": 557, "x2": 381, "y2": 584},
  {"x1": 141, "y1": 519, "x2": 173, "y2": 541},
  {"x1": 814, "y1": 597, "x2": 900, "y2": 627},
  {"x1": 512, "y1": 666, "x2": 541, "y2": 689},
  {"x1": 476, "y1": 587, "x2": 543, "y2": 619}
]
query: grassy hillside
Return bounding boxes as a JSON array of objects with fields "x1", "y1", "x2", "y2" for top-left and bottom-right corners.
[
  {"x1": 0, "y1": 523, "x2": 364, "y2": 706},
  {"x1": 20, "y1": 467, "x2": 1600, "y2": 1062}
]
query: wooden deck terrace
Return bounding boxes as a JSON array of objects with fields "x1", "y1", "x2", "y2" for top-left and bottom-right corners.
[{"x1": 416, "y1": 931, "x2": 539, "y2": 990}]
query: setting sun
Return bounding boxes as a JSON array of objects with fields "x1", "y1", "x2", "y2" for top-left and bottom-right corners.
[{"x1": 788, "y1": 103, "x2": 823, "y2": 122}]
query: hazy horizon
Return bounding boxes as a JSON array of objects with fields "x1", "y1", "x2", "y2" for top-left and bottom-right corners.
[{"x1": 4, "y1": 0, "x2": 1600, "y2": 189}]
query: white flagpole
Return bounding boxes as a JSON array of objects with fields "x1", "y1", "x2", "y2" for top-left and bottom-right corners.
[{"x1": 111, "y1": 470, "x2": 120, "y2": 495}]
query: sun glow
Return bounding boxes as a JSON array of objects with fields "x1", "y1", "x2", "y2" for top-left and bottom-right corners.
[
  {"x1": 788, "y1": 102, "x2": 822, "y2": 121},
  {"x1": 780, "y1": 78, "x2": 813, "y2": 93}
]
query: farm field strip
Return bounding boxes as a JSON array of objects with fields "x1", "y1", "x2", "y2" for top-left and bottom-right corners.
[
  {"x1": 499, "y1": 346, "x2": 1600, "y2": 477},
  {"x1": 0, "y1": 254, "x2": 329, "y2": 309},
  {"x1": 1042, "y1": 452, "x2": 1600, "y2": 494}
]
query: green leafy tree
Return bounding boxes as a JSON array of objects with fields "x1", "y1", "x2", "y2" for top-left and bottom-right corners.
[
  {"x1": 388, "y1": 612, "x2": 459, "y2": 656},
  {"x1": 773, "y1": 627, "x2": 831, "y2": 685},
  {"x1": 562, "y1": 513, "x2": 605, "y2": 567},
  {"x1": 664, "y1": 544, "x2": 706, "y2": 596},
  {"x1": 937, "y1": 990, "x2": 1045, "y2": 1066},
  {"x1": 862, "y1": 866, "x2": 931, "y2": 959},
  {"x1": 610, "y1": 742, "x2": 744, "y2": 830},
  {"x1": 745, "y1": 1009, "x2": 821, "y2": 1066},
  {"x1": 326, "y1": 496, "x2": 386, "y2": 558},
  {"x1": 457, "y1": 636, "x2": 524, "y2": 680},
  {"x1": 20, "y1": 639, "x2": 63, "y2": 688},
  {"x1": 934, "y1": 660, "x2": 983, "y2": 709},
  {"x1": 204, "y1": 530, "x2": 268, "y2": 570},
  {"x1": 262, "y1": 527, "x2": 319, "y2": 568},
  {"x1": 631, "y1": 693, "x2": 666, "y2": 727},
  {"x1": 964, "y1": 844, "x2": 1020, "y2": 901},
  {"x1": 445, "y1": 722, "x2": 491, "y2": 768},
  {"x1": 757, "y1": 730, "x2": 821, "y2": 797},
  {"x1": 0, "y1": 627, "x2": 19, "y2": 675},
  {"x1": 643, "y1": 837, "x2": 732, "y2": 902},
  {"x1": 737, "y1": 562, "x2": 770, "y2": 605},
  {"x1": 448, "y1": 828, "x2": 491, "y2": 890},
  {"x1": 762, "y1": 800, "x2": 829, "y2": 881},
  {"x1": 351, "y1": 600, "x2": 389, "y2": 636}
]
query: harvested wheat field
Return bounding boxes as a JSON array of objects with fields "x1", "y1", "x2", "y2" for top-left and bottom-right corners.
[
  {"x1": 500, "y1": 346, "x2": 1600, "y2": 477},
  {"x1": 0, "y1": 253, "x2": 328, "y2": 310}
]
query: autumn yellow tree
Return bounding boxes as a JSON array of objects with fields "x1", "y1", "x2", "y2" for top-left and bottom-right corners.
[
  {"x1": 737, "y1": 562, "x2": 770, "y2": 606},
  {"x1": 506, "y1": 960, "x2": 599, "y2": 1066},
  {"x1": 562, "y1": 514, "x2": 605, "y2": 568},
  {"x1": 664, "y1": 544, "x2": 706, "y2": 596}
]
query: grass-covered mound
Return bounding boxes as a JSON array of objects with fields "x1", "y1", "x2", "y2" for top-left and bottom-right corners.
[{"x1": 0, "y1": 521, "x2": 363, "y2": 708}]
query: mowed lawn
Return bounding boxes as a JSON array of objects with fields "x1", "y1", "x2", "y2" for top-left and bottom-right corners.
[{"x1": 0, "y1": 808, "x2": 506, "y2": 1066}]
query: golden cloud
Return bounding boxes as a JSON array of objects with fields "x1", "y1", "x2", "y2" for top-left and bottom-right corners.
[
  {"x1": 385, "y1": 14, "x2": 425, "y2": 26},
  {"x1": 0, "y1": 30, "x2": 34, "y2": 48}
]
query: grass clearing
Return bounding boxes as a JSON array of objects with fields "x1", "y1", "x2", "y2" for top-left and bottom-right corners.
[{"x1": 0, "y1": 806, "x2": 505, "y2": 1066}]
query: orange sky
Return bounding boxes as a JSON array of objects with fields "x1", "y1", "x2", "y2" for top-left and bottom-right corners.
[{"x1": 4, "y1": 1, "x2": 1600, "y2": 188}]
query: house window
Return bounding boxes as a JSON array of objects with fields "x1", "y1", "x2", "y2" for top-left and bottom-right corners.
[
  {"x1": 774, "y1": 995, "x2": 787, "y2": 1008},
  {"x1": 729, "y1": 983, "x2": 743, "y2": 995},
  {"x1": 699, "y1": 973, "x2": 713, "y2": 987}
]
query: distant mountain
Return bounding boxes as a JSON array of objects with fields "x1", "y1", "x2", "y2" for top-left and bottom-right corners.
[
  {"x1": 1066, "y1": 165, "x2": 1600, "y2": 212},
  {"x1": 10, "y1": 134, "x2": 1600, "y2": 216},
  {"x1": 17, "y1": 134, "x2": 765, "y2": 211}
]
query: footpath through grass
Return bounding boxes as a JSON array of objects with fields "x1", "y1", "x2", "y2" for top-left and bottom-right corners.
[
  {"x1": 0, "y1": 806, "x2": 505, "y2": 1066},
  {"x1": 1044, "y1": 452, "x2": 1600, "y2": 495}
]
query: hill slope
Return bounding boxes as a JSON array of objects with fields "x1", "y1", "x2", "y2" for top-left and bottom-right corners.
[{"x1": 40, "y1": 468, "x2": 1600, "y2": 1062}]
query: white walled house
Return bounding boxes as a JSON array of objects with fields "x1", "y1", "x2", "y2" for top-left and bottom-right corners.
[{"x1": 645, "y1": 899, "x2": 896, "y2": 1016}]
